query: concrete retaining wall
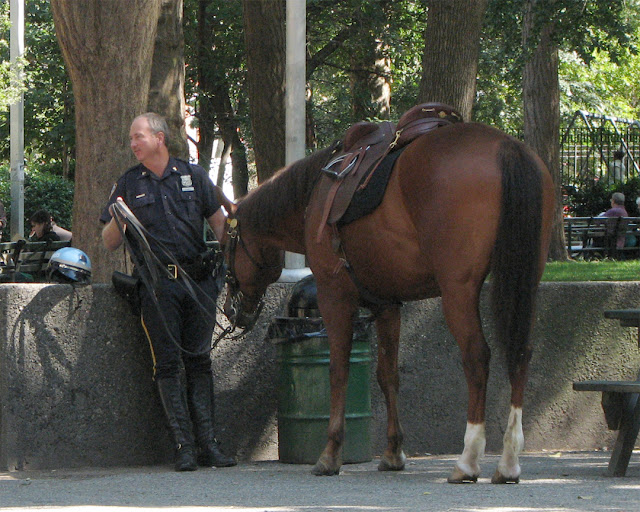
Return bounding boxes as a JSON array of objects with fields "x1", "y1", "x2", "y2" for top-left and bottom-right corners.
[{"x1": 1, "y1": 281, "x2": 639, "y2": 471}]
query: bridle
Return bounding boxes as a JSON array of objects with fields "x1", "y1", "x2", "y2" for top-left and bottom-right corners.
[{"x1": 223, "y1": 216, "x2": 281, "y2": 335}]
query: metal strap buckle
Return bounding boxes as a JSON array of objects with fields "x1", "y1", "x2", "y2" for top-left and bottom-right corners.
[{"x1": 167, "y1": 264, "x2": 178, "y2": 279}]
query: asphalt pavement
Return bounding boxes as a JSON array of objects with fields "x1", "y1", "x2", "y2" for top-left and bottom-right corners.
[{"x1": 1, "y1": 451, "x2": 639, "y2": 512}]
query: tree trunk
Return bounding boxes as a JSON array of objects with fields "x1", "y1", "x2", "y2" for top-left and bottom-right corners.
[
  {"x1": 194, "y1": 0, "x2": 216, "y2": 172},
  {"x1": 522, "y1": 0, "x2": 567, "y2": 261},
  {"x1": 242, "y1": 0, "x2": 286, "y2": 183},
  {"x1": 51, "y1": 0, "x2": 162, "y2": 283},
  {"x1": 419, "y1": 0, "x2": 488, "y2": 121},
  {"x1": 148, "y1": 0, "x2": 189, "y2": 160},
  {"x1": 194, "y1": 0, "x2": 249, "y2": 198},
  {"x1": 351, "y1": 37, "x2": 391, "y2": 122},
  {"x1": 349, "y1": 6, "x2": 391, "y2": 121}
]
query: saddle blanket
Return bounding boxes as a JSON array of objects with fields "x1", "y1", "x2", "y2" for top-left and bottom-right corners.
[{"x1": 338, "y1": 145, "x2": 407, "y2": 226}]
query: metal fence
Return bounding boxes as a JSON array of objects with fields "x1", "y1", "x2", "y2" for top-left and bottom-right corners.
[{"x1": 561, "y1": 111, "x2": 640, "y2": 188}]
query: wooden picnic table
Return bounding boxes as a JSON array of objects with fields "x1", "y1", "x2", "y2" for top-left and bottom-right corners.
[{"x1": 573, "y1": 308, "x2": 640, "y2": 476}]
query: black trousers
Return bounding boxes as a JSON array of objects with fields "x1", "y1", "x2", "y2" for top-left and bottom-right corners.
[{"x1": 139, "y1": 274, "x2": 218, "y2": 380}]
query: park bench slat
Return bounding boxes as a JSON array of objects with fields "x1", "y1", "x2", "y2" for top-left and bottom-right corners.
[{"x1": 0, "y1": 240, "x2": 71, "y2": 282}]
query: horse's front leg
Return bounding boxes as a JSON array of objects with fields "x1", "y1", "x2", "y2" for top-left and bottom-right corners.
[
  {"x1": 441, "y1": 289, "x2": 491, "y2": 484},
  {"x1": 374, "y1": 305, "x2": 406, "y2": 471},
  {"x1": 311, "y1": 306, "x2": 356, "y2": 476}
]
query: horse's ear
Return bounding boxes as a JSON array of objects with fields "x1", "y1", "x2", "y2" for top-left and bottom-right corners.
[{"x1": 215, "y1": 186, "x2": 238, "y2": 216}]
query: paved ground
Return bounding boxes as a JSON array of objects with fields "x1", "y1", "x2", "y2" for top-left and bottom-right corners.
[{"x1": 1, "y1": 451, "x2": 639, "y2": 511}]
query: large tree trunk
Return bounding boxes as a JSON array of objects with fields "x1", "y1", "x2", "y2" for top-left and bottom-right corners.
[
  {"x1": 419, "y1": 0, "x2": 488, "y2": 121},
  {"x1": 51, "y1": 0, "x2": 162, "y2": 283},
  {"x1": 522, "y1": 0, "x2": 567, "y2": 261},
  {"x1": 148, "y1": 0, "x2": 189, "y2": 160},
  {"x1": 242, "y1": 0, "x2": 286, "y2": 183}
]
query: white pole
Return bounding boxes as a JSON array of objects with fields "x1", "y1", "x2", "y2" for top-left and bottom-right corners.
[
  {"x1": 9, "y1": 0, "x2": 25, "y2": 241},
  {"x1": 280, "y1": 0, "x2": 310, "y2": 282}
]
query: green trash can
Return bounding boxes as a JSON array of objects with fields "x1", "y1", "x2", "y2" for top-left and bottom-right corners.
[{"x1": 268, "y1": 276, "x2": 373, "y2": 464}]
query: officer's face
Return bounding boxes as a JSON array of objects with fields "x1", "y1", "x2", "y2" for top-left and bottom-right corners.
[{"x1": 129, "y1": 118, "x2": 162, "y2": 163}]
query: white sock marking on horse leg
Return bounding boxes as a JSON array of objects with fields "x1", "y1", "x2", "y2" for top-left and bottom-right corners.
[
  {"x1": 497, "y1": 406, "x2": 524, "y2": 478},
  {"x1": 456, "y1": 422, "x2": 486, "y2": 477}
]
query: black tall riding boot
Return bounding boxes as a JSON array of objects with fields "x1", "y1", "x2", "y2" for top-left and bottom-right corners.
[
  {"x1": 187, "y1": 371, "x2": 237, "y2": 467},
  {"x1": 156, "y1": 376, "x2": 198, "y2": 472}
]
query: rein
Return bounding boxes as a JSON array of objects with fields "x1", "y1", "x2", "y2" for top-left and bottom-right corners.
[
  {"x1": 110, "y1": 199, "x2": 235, "y2": 352},
  {"x1": 223, "y1": 216, "x2": 285, "y2": 335}
]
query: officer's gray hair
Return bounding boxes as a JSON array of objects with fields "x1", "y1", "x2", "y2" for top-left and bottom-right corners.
[{"x1": 137, "y1": 112, "x2": 170, "y2": 147}]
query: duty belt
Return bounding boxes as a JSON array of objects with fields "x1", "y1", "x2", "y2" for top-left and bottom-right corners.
[{"x1": 166, "y1": 261, "x2": 211, "y2": 281}]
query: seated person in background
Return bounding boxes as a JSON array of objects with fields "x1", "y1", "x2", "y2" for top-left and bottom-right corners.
[
  {"x1": 599, "y1": 192, "x2": 628, "y2": 219},
  {"x1": 595, "y1": 192, "x2": 628, "y2": 250},
  {"x1": 29, "y1": 209, "x2": 61, "y2": 242},
  {"x1": 51, "y1": 217, "x2": 72, "y2": 242}
]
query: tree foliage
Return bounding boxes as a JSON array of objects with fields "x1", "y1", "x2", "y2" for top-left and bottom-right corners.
[
  {"x1": 5, "y1": 0, "x2": 640, "y2": 249},
  {"x1": 0, "y1": 0, "x2": 74, "y2": 175},
  {"x1": 0, "y1": 4, "x2": 26, "y2": 112},
  {"x1": 0, "y1": 164, "x2": 73, "y2": 241}
]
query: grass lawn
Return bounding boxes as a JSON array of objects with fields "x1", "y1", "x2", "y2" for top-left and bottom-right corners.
[{"x1": 542, "y1": 259, "x2": 640, "y2": 281}]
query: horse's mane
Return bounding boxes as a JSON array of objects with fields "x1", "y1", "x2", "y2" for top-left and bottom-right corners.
[{"x1": 236, "y1": 145, "x2": 335, "y2": 234}]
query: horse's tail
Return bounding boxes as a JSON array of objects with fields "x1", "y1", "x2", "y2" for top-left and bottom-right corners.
[{"x1": 490, "y1": 138, "x2": 544, "y2": 376}]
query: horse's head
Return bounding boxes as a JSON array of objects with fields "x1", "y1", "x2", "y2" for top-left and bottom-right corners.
[{"x1": 222, "y1": 216, "x2": 283, "y2": 331}]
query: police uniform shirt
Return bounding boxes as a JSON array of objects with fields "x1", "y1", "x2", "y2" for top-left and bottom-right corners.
[{"x1": 100, "y1": 157, "x2": 220, "y2": 265}]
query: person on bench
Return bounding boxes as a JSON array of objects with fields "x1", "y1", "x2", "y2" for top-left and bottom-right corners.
[
  {"x1": 51, "y1": 216, "x2": 72, "y2": 242},
  {"x1": 590, "y1": 192, "x2": 629, "y2": 252},
  {"x1": 28, "y1": 209, "x2": 61, "y2": 243}
]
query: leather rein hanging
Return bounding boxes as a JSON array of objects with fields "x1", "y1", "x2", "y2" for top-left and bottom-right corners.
[{"x1": 110, "y1": 199, "x2": 239, "y2": 351}]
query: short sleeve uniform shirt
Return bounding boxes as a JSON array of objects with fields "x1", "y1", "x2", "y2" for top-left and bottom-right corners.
[{"x1": 100, "y1": 157, "x2": 220, "y2": 265}]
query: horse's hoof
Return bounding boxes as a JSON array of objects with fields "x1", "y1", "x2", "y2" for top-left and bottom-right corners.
[
  {"x1": 378, "y1": 451, "x2": 406, "y2": 471},
  {"x1": 311, "y1": 459, "x2": 340, "y2": 476},
  {"x1": 447, "y1": 466, "x2": 478, "y2": 484},
  {"x1": 491, "y1": 469, "x2": 520, "y2": 484}
]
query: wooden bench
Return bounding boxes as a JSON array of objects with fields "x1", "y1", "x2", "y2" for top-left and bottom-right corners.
[
  {"x1": 573, "y1": 308, "x2": 640, "y2": 476},
  {"x1": 0, "y1": 240, "x2": 71, "y2": 282},
  {"x1": 564, "y1": 216, "x2": 640, "y2": 259}
]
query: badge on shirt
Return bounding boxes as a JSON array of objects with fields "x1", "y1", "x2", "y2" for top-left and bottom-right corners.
[{"x1": 181, "y1": 174, "x2": 195, "y2": 192}]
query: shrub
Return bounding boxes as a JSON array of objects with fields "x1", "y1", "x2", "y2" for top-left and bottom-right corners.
[
  {"x1": 0, "y1": 164, "x2": 74, "y2": 241},
  {"x1": 564, "y1": 176, "x2": 640, "y2": 217}
]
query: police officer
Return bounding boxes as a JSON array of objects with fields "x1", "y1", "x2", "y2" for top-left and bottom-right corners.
[{"x1": 101, "y1": 112, "x2": 236, "y2": 472}]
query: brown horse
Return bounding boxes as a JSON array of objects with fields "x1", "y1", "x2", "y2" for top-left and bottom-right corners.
[{"x1": 222, "y1": 121, "x2": 554, "y2": 483}]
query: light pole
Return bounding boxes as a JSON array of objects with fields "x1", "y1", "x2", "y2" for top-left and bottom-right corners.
[
  {"x1": 9, "y1": 0, "x2": 25, "y2": 241},
  {"x1": 280, "y1": 0, "x2": 311, "y2": 282}
]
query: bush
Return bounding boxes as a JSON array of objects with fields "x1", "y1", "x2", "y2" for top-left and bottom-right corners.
[
  {"x1": 0, "y1": 164, "x2": 74, "y2": 241},
  {"x1": 564, "y1": 177, "x2": 640, "y2": 217}
]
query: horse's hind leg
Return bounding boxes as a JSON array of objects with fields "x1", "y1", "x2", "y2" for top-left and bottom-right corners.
[
  {"x1": 491, "y1": 348, "x2": 531, "y2": 484},
  {"x1": 440, "y1": 287, "x2": 491, "y2": 484},
  {"x1": 374, "y1": 305, "x2": 406, "y2": 471}
]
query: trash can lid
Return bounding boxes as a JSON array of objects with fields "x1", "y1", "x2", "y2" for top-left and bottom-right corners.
[{"x1": 287, "y1": 274, "x2": 320, "y2": 317}]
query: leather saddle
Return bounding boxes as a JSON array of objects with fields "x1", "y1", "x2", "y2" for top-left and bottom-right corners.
[{"x1": 316, "y1": 102, "x2": 463, "y2": 240}]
